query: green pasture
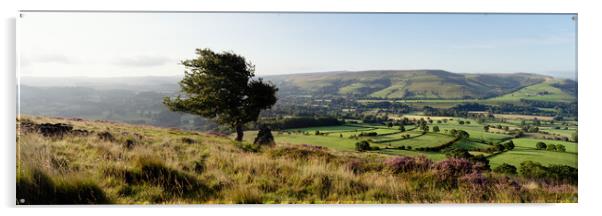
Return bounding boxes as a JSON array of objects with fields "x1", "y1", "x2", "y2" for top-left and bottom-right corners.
[{"x1": 488, "y1": 80, "x2": 575, "y2": 103}]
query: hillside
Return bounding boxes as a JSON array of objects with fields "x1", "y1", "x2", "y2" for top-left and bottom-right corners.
[
  {"x1": 17, "y1": 116, "x2": 577, "y2": 204},
  {"x1": 266, "y1": 70, "x2": 553, "y2": 99},
  {"x1": 489, "y1": 78, "x2": 578, "y2": 103}
]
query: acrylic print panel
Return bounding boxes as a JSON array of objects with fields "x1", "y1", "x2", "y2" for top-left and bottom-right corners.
[{"x1": 16, "y1": 12, "x2": 578, "y2": 204}]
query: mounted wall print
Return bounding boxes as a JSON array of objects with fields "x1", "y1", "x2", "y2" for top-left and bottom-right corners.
[{"x1": 16, "y1": 11, "x2": 578, "y2": 204}]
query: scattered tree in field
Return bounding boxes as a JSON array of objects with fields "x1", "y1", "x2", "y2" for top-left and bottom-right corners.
[
  {"x1": 466, "y1": 121, "x2": 471, "y2": 124},
  {"x1": 164, "y1": 48, "x2": 278, "y2": 142},
  {"x1": 557, "y1": 144, "x2": 566, "y2": 152},
  {"x1": 450, "y1": 129, "x2": 469, "y2": 139},
  {"x1": 458, "y1": 120, "x2": 465, "y2": 125},
  {"x1": 493, "y1": 163, "x2": 517, "y2": 175},
  {"x1": 399, "y1": 125, "x2": 406, "y2": 132},
  {"x1": 355, "y1": 140, "x2": 371, "y2": 152},
  {"x1": 536, "y1": 142, "x2": 547, "y2": 150},
  {"x1": 547, "y1": 144, "x2": 557, "y2": 151},
  {"x1": 483, "y1": 125, "x2": 490, "y2": 132},
  {"x1": 503, "y1": 141, "x2": 515, "y2": 150},
  {"x1": 387, "y1": 122, "x2": 393, "y2": 128},
  {"x1": 432, "y1": 126, "x2": 440, "y2": 133},
  {"x1": 495, "y1": 144, "x2": 506, "y2": 152}
]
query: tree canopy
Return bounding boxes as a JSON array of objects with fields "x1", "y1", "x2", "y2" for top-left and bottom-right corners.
[{"x1": 164, "y1": 48, "x2": 278, "y2": 141}]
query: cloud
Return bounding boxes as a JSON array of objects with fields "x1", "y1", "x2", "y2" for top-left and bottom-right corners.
[
  {"x1": 113, "y1": 55, "x2": 172, "y2": 67},
  {"x1": 22, "y1": 54, "x2": 76, "y2": 65},
  {"x1": 36, "y1": 54, "x2": 74, "y2": 63}
]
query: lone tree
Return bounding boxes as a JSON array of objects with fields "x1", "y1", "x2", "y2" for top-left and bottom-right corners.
[{"x1": 164, "y1": 48, "x2": 278, "y2": 141}]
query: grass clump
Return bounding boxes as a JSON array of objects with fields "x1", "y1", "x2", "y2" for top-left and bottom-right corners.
[
  {"x1": 17, "y1": 167, "x2": 110, "y2": 204},
  {"x1": 121, "y1": 156, "x2": 214, "y2": 200}
]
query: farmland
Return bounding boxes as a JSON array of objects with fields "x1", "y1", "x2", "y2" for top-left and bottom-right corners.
[{"x1": 243, "y1": 113, "x2": 577, "y2": 170}]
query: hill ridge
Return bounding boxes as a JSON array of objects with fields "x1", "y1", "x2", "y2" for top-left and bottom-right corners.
[{"x1": 265, "y1": 69, "x2": 554, "y2": 100}]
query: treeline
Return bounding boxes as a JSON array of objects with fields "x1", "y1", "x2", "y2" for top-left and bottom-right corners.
[
  {"x1": 520, "y1": 99, "x2": 577, "y2": 118},
  {"x1": 261, "y1": 117, "x2": 341, "y2": 130},
  {"x1": 423, "y1": 103, "x2": 559, "y2": 117}
]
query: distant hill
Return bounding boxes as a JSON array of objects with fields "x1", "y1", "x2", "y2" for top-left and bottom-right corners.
[
  {"x1": 264, "y1": 70, "x2": 557, "y2": 100},
  {"x1": 20, "y1": 71, "x2": 571, "y2": 101}
]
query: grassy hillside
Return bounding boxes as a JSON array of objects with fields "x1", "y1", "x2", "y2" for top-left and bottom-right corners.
[
  {"x1": 266, "y1": 70, "x2": 550, "y2": 99},
  {"x1": 489, "y1": 79, "x2": 577, "y2": 103},
  {"x1": 17, "y1": 116, "x2": 577, "y2": 204}
]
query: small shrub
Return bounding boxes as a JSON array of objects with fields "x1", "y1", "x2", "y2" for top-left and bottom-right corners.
[
  {"x1": 355, "y1": 140, "x2": 371, "y2": 152},
  {"x1": 192, "y1": 156, "x2": 207, "y2": 174},
  {"x1": 495, "y1": 144, "x2": 506, "y2": 152},
  {"x1": 557, "y1": 144, "x2": 566, "y2": 152},
  {"x1": 384, "y1": 157, "x2": 416, "y2": 173},
  {"x1": 97, "y1": 131, "x2": 115, "y2": 142},
  {"x1": 520, "y1": 161, "x2": 548, "y2": 179},
  {"x1": 345, "y1": 159, "x2": 365, "y2": 174},
  {"x1": 384, "y1": 156, "x2": 432, "y2": 173},
  {"x1": 433, "y1": 158, "x2": 474, "y2": 180},
  {"x1": 546, "y1": 165, "x2": 578, "y2": 184},
  {"x1": 503, "y1": 141, "x2": 515, "y2": 150},
  {"x1": 520, "y1": 161, "x2": 577, "y2": 184},
  {"x1": 493, "y1": 163, "x2": 517, "y2": 175},
  {"x1": 536, "y1": 142, "x2": 547, "y2": 150},
  {"x1": 546, "y1": 144, "x2": 557, "y2": 151},
  {"x1": 181, "y1": 137, "x2": 196, "y2": 144}
]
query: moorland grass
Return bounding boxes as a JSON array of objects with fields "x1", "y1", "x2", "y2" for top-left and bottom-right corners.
[{"x1": 17, "y1": 116, "x2": 577, "y2": 203}]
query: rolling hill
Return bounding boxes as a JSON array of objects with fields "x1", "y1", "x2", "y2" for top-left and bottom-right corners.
[{"x1": 265, "y1": 70, "x2": 566, "y2": 100}]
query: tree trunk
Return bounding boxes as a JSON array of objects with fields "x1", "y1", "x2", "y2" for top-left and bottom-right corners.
[{"x1": 235, "y1": 123, "x2": 244, "y2": 142}]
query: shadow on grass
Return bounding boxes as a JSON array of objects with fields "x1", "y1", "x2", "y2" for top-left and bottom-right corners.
[
  {"x1": 114, "y1": 157, "x2": 215, "y2": 201},
  {"x1": 17, "y1": 168, "x2": 111, "y2": 205}
]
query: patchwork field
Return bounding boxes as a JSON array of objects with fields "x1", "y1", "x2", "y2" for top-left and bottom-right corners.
[{"x1": 257, "y1": 114, "x2": 577, "y2": 171}]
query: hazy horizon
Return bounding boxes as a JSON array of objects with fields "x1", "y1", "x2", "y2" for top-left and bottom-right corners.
[
  {"x1": 19, "y1": 69, "x2": 576, "y2": 80},
  {"x1": 19, "y1": 12, "x2": 576, "y2": 78}
]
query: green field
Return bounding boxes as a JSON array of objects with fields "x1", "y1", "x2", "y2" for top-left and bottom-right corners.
[
  {"x1": 511, "y1": 138, "x2": 577, "y2": 153},
  {"x1": 452, "y1": 139, "x2": 492, "y2": 151},
  {"x1": 488, "y1": 80, "x2": 576, "y2": 103},
  {"x1": 431, "y1": 123, "x2": 512, "y2": 144},
  {"x1": 264, "y1": 116, "x2": 577, "y2": 171},
  {"x1": 377, "y1": 132, "x2": 454, "y2": 148},
  {"x1": 488, "y1": 138, "x2": 577, "y2": 168}
]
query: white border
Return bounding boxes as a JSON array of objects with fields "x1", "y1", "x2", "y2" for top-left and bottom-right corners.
[{"x1": 2, "y1": 0, "x2": 602, "y2": 215}]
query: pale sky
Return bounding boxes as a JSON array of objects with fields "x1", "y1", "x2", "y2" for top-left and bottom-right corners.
[{"x1": 18, "y1": 12, "x2": 576, "y2": 77}]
